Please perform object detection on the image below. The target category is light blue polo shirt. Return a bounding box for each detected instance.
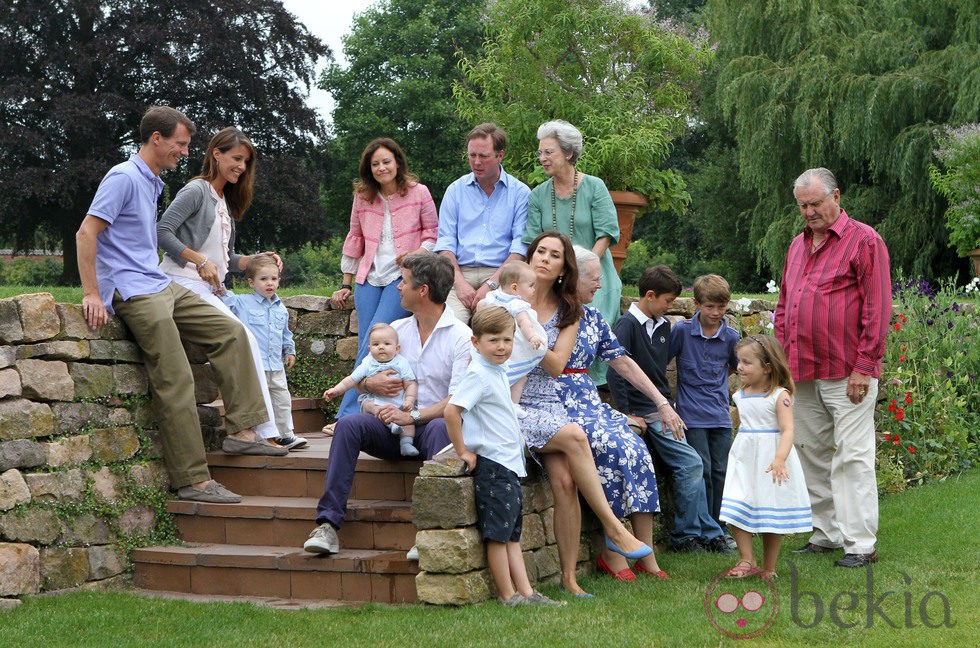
[434,166,530,267]
[87,154,170,312]
[449,354,526,477]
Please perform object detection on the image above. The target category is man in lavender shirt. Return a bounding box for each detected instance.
[76,106,280,504]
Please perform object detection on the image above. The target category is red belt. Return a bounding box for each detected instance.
[562,368,589,374]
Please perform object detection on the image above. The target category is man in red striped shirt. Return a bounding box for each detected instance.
[774,167,891,568]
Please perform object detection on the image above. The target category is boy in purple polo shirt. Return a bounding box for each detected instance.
[668,274,740,544]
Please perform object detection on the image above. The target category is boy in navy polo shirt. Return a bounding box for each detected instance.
[609,266,731,554]
[668,274,740,544]
[445,307,563,606]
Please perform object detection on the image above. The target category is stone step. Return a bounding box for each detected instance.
[169,496,416,551]
[209,397,326,435]
[205,435,422,500]
[132,543,418,603]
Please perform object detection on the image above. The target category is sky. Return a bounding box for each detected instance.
[279,0,378,123]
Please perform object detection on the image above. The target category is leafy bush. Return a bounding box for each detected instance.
[0,257,63,285]
[930,124,980,257]
[282,239,344,288]
[876,277,980,489]
[619,239,678,287]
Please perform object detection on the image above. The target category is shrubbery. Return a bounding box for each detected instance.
[0,256,63,285]
[875,277,980,492]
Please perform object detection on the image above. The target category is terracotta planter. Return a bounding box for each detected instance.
[970,248,980,279]
[608,190,648,273]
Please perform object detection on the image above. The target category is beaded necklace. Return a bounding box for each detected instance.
[551,170,580,239]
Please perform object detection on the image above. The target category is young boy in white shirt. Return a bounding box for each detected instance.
[445,306,563,606]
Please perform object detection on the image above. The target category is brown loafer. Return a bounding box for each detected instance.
[222,435,288,456]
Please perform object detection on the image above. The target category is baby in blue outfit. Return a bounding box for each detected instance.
[323,323,419,456]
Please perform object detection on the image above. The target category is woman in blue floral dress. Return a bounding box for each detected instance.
[518,231,654,598]
[554,246,686,580]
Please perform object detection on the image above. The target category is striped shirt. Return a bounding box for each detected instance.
[774,209,892,381]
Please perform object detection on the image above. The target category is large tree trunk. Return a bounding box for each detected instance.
[59,213,80,286]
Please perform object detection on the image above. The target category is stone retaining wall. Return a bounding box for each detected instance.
[0,292,364,607]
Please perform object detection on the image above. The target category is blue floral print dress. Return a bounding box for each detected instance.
[555,306,660,517]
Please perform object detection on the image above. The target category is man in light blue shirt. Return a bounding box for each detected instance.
[76,106,281,505]
[435,123,530,323]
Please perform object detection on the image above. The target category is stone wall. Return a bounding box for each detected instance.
[0,292,362,607]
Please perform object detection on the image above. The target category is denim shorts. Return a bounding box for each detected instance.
[472,455,523,543]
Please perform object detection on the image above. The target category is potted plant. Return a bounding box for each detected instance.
[930,123,980,278]
[455,0,709,270]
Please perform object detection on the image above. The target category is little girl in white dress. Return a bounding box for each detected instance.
[720,335,812,580]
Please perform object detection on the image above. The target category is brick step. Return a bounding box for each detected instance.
[132,543,418,603]
[170,496,415,551]
[205,437,421,500]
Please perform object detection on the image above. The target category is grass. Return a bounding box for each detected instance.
[5,468,978,647]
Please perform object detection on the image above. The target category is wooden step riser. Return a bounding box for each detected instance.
[175,515,417,551]
[209,466,416,501]
[133,564,417,603]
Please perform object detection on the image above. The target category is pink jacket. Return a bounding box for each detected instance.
[341,182,439,285]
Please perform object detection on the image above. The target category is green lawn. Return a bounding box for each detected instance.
[5,469,978,647]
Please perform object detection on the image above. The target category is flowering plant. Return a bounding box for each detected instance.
[876,277,980,491]
[930,124,980,257]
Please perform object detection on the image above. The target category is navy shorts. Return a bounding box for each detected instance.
[472,455,523,543]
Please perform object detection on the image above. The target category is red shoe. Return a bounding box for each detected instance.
[597,554,636,581]
[634,563,670,579]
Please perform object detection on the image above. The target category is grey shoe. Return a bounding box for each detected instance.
[525,591,567,606]
[303,522,340,554]
[501,593,526,606]
[177,481,242,504]
[222,435,288,456]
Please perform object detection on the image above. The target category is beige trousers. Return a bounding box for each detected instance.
[444,265,497,324]
[793,378,879,554]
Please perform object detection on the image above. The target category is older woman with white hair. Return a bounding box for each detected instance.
[523,120,622,336]
[550,245,687,581]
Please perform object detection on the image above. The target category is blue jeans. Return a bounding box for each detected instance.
[646,421,723,542]
[685,427,733,528]
[336,280,410,419]
[315,414,449,528]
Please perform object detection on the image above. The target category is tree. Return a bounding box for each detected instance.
[319,0,485,233]
[455,0,709,212]
[0,0,330,284]
[705,0,980,277]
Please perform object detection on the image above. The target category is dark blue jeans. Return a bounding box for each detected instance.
[684,427,733,529]
[646,422,723,542]
[315,413,449,529]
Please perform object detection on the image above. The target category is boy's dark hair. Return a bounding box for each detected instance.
[471,306,515,338]
[139,105,196,143]
[401,252,454,304]
[638,265,681,297]
[693,274,731,304]
[245,255,279,279]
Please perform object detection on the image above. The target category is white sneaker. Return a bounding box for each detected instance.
[303,523,340,554]
[406,546,419,561]
[273,434,308,450]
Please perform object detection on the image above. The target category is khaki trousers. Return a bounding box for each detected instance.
[113,283,268,488]
[793,378,879,554]
[265,369,295,435]
[444,265,497,324]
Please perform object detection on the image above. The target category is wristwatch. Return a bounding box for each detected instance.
[410,409,421,424]
[486,280,499,290]
[340,283,353,291]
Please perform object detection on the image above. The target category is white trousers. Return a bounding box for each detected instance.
[265,369,295,436]
[793,378,879,553]
[169,275,279,439]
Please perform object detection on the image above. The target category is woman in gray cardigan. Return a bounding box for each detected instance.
[157,127,304,454]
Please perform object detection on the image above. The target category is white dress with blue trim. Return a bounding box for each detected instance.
[720,387,812,534]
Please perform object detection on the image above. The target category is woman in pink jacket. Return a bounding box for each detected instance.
[328,138,438,421]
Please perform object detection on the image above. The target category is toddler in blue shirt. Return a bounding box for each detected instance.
[220,255,306,450]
